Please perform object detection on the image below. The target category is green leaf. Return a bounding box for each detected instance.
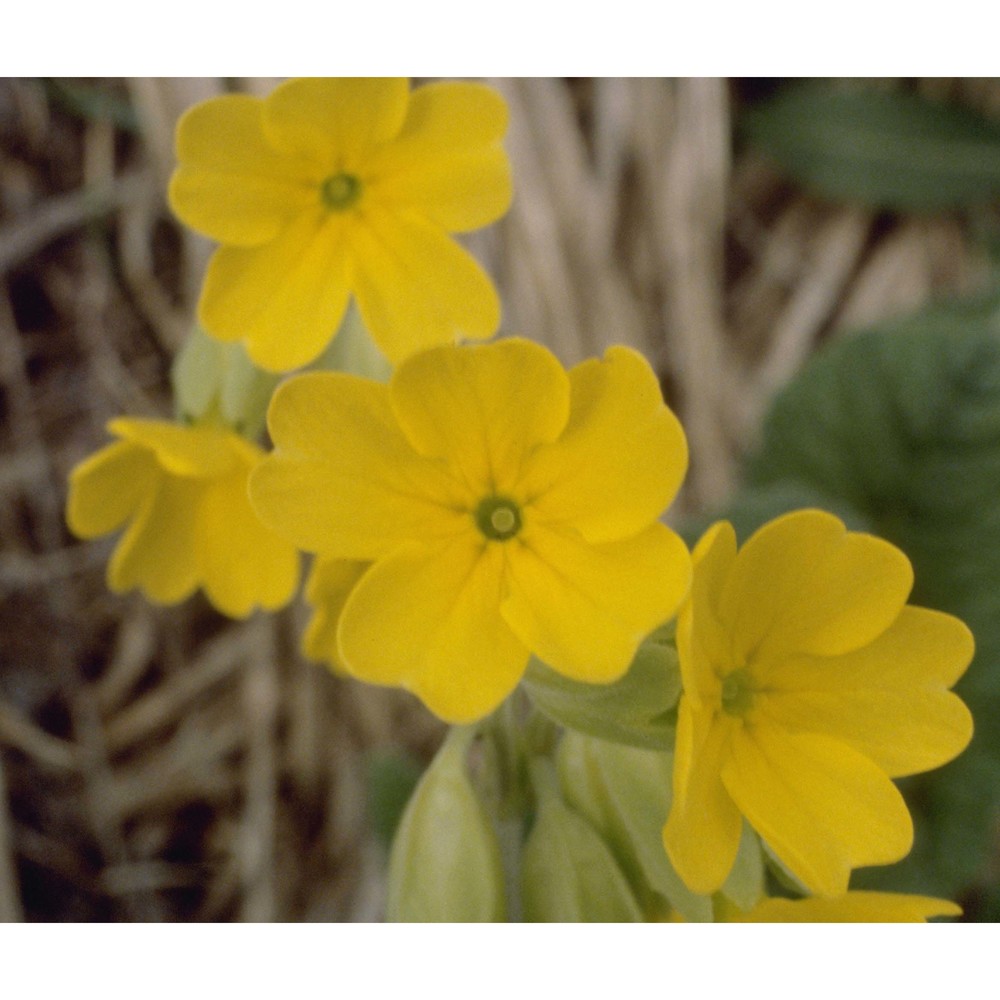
[744,83,1000,211]
[733,290,1000,904]
[522,622,681,750]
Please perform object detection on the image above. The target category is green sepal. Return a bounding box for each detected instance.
[718,823,766,913]
[522,622,681,750]
[520,758,642,922]
[310,301,391,382]
[171,326,279,439]
[386,728,506,922]
[556,731,712,922]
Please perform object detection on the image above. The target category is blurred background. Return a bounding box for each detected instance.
[2,77,1000,921]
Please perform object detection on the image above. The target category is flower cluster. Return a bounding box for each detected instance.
[65,77,978,922]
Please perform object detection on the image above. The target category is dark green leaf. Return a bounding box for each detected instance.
[744,84,1000,211]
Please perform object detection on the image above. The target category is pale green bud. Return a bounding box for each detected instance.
[522,622,682,750]
[386,728,505,922]
[520,759,642,922]
[172,327,279,439]
[556,731,712,922]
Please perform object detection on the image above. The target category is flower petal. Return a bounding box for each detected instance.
[759,606,974,776]
[263,78,409,167]
[720,509,914,662]
[169,94,318,247]
[722,727,913,897]
[107,473,200,605]
[350,206,500,363]
[302,558,370,672]
[198,209,352,372]
[677,522,739,708]
[66,439,156,538]
[662,700,743,894]
[108,418,240,477]
[519,347,688,544]
[250,372,467,558]
[741,891,961,923]
[501,522,691,683]
[195,468,299,618]
[368,82,511,232]
[389,337,569,495]
[338,539,529,723]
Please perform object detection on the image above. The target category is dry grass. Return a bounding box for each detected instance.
[0,77,993,921]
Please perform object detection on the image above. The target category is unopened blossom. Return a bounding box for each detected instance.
[250,337,691,722]
[663,510,973,898]
[169,77,511,371]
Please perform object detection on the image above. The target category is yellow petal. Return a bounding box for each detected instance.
[303,558,371,672]
[389,337,569,495]
[263,78,409,167]
[662,700,743,894]
[195,467,299,618]
[368,82,511,232]
[740,891,961,922]
[108,418,240,477]
[338,539,529,723]
[66,439,156,538]
[198,209,352,372]
[720,510,913,662]
[722,727,913,897]
[501,522,691,683]
[107,473,201,605]
[169,94,317,247]
[250,372,467,558]
[351,206,500,362]
[759,605,974,776]
[677,522,738,708]
[520,346,688,544]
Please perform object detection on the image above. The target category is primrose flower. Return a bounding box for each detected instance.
[729,891,961,923]
[663,510,974,898]
[250,337,691,722]
[169,78,511,372]
[67,418,299,618]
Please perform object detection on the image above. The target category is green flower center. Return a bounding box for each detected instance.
[475,496,522,542]
[720,668,755,717]
[321,172,362,211]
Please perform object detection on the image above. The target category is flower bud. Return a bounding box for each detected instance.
[386,728,505,922]
[556,731,712,921]
[520,759,642,922]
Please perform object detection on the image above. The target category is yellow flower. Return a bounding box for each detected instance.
[67,418,299,618]
[250,337,692,722]
[728,891,961,923]
[663,510,974,898]
[302,557,370,674]
[169,78,511,372]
